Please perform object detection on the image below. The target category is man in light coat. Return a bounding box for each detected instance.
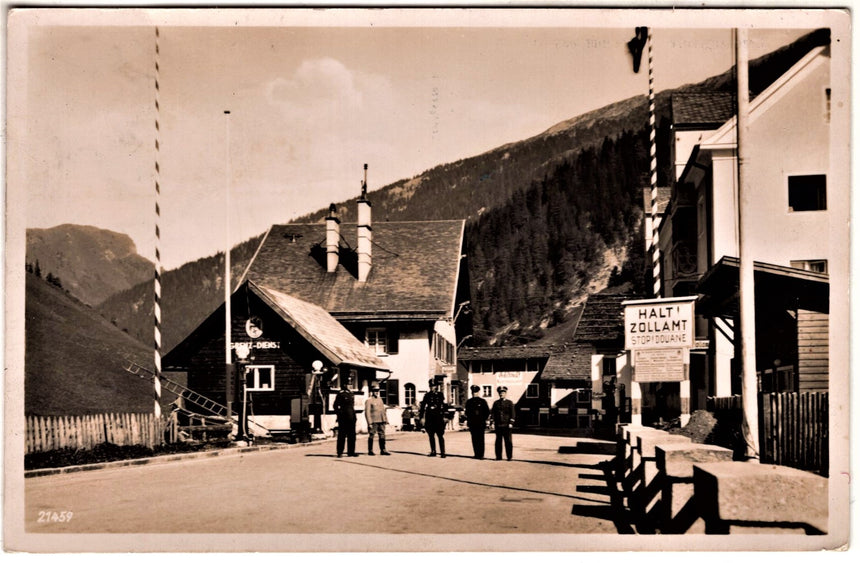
[365,383,390,455]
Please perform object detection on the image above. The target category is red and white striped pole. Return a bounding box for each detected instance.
[153,26,163,420]
[648,28,661,298]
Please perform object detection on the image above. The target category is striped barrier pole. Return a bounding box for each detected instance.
[648,28,661,298]
[153,26,163,420]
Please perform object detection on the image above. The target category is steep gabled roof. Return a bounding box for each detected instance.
[573,293,631,346]
[163,281,389,372]
[540,342,593,382]
[701,45,830,150]
[672,92,735,130]
[240,220,465,319]
[249,282,389,371]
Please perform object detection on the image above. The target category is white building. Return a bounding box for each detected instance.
[659,35,835,401]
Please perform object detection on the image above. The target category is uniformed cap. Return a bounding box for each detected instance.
[370,383,380,391]
[497,386,508,393]
[428,378,438,387]
[470,385,481,392]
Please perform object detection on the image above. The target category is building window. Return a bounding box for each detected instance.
[603,356,617,376]
[404,383,416,406]
[381,379,399,406]
[366,328,388,355]
[790,260,828,274]
[788,174,827,212]
[433,333,455,364]
[451,384,460,405]
[245,365,275,391]
[574,388,592,406]
[526,383,539,398]
[824,87,831,123]
[482,385,492,398]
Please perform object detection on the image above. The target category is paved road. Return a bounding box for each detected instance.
[26,430,626,537]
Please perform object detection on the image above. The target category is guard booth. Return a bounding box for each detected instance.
[623,296,697,426]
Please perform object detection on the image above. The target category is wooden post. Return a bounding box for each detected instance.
[736,27,760,461]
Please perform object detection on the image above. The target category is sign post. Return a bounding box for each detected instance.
[624,296,696,425]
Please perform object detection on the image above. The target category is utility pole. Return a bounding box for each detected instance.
[736,28,760,461]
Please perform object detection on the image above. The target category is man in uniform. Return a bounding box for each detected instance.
[464,384,490,459]
[364,383,390,456]
[333,375,358,458]
[419,378,447,457]
[491,386,516,461]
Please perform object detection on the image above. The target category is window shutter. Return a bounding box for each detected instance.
[387,328,399,355]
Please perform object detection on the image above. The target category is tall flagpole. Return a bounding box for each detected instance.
[224,110,233,423]
[736,28,760,460]
[152,26,163,423]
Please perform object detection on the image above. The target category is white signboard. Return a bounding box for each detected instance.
[497,373,523,384]
[633,348,687,382]
[624,298,695,350]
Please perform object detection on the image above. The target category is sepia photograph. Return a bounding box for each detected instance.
[3,5,852,554]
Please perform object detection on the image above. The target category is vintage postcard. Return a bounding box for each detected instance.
[3,5,852,554]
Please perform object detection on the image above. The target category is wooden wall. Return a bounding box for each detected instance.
[797,309,828,391]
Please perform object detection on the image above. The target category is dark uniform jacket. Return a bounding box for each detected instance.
[465,396,490,428]
[491,398,516,428]
[419,391,447,426]
[333,389,356,422]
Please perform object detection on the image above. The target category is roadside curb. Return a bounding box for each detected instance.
[24,438,334,478]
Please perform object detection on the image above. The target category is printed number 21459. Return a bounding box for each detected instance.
[37,510,73,523]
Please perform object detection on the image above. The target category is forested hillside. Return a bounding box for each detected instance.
[95,30,828,348]
[467,130,650,343]
[98,234,265,353]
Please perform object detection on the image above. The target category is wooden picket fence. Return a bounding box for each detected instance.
[26,413,163,454]
[760,392,828,476]
[706,392,828,476]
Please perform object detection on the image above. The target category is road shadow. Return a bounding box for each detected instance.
[570,459,636,533]
[390,450,600,469]
[577,472,608,481]
[558,442,617,455]
[337,457,603,504]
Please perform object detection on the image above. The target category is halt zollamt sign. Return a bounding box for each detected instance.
[623,297,696,382]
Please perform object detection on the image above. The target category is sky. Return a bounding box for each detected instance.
[8,8,817,270]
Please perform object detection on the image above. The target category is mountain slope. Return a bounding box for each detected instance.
[98,234,266,352]
[24,272,176,416]
[95,30,828,348]
[294,29,829,228]
[26,224,154,307]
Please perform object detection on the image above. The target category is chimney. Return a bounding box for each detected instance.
[357,163,372,282]
[325,203,340,273]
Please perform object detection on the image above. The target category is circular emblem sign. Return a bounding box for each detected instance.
[245,316,263,338]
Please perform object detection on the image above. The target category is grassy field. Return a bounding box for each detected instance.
[24,272,176,416]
